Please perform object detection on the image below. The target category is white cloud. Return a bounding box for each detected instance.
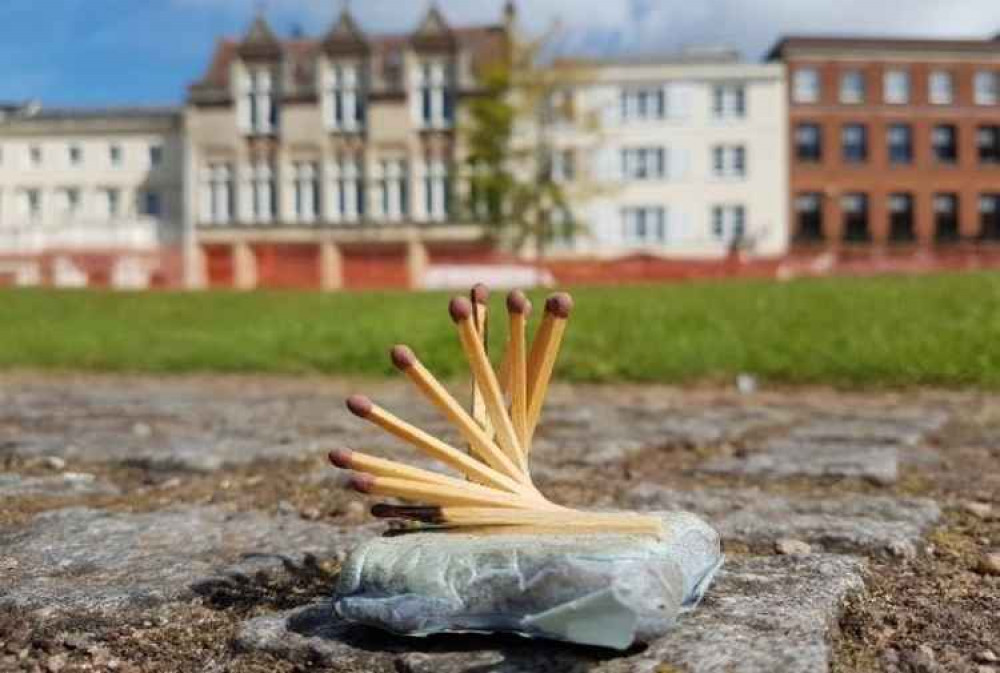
[169,0,1000,59]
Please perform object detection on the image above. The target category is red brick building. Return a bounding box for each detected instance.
[769,36,1000,258]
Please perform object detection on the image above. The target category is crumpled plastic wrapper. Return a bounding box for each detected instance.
[334,511,722,650]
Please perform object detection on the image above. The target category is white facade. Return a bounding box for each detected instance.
[543,58,789,259]
[0,107,184,287]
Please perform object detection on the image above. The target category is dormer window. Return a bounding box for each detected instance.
[239,67,278,135]
[415,60,454,129]
[325,63,365,132]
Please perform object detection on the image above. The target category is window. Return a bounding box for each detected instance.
[250,162,276,223]
[293,162,320,223]
[977,125,1000,163]
[29,145,42,167]
[929,70,954,105]
[934,193,959,243]
[792,67,820,103]
[422,159,450,222]
[621,207,666,245]
[932,124,958,163]
[712,83,746,119]
[841,193,869,242]
[545,149,575,183]
[326,63,365,131]
[887,123,913,164]
[621,147,666,180]
[841,123,868,163]
[240,68,278,135]
[711,145,747,178]
[327,155,364,222]
[110,144,123,167]
[839,70,865,104]
[97,188,121,219]
[980,194,1000,240]
[149,144,163,167]
[19,188,41,220]
[794,192,824,243]
[888,193,915,243]
[795,123,822,162]
[141,191,162,218]
[69,144,83,166]
[620,87,667,121]
[974,71,999,105]
[884,69,910,104]
[201,163,233,225]
[711,205,746,243]
[374,159,408,221]
[416,60,454,129]
[55,188,80,218]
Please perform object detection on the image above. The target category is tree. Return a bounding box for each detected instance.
[461,25,600,260]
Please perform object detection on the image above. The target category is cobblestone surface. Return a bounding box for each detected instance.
[0,375,993,672]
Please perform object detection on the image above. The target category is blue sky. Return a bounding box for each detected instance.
[2,0,999,107]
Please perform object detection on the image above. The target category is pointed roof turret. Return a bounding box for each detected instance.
[238,13,282,60]
[322,7,369,56]
[411,4,457,52]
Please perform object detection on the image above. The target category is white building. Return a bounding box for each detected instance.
[0,105,184,288]
[543,51,789,260]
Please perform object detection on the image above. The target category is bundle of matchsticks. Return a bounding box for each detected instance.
[329,285,664,536]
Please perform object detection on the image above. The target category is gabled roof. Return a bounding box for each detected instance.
[322,9,369,56]
[237,14,282,60]
[411,5,457,52]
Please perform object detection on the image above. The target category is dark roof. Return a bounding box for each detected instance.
[322,9,369,56]
[238,14,283,60]
[767,35,1000,60]
[189,9,506,101]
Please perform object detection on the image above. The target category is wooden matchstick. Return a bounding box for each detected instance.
[388,346,538,492]
[348,474,546,510]
[328,448,534,504]
[371,504,663,535]
[469,283,494,438]
[345,394,527,494]
[449,297,529,475]
[506,290,531,447]
[525,293,573,450]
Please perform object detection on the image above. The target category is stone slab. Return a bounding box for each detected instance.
[623,484,940,558]
[0,473,120,499]
[237,554,866,673]
[786,410,949,447]
[700,440,899,485]
[0,506,382,620]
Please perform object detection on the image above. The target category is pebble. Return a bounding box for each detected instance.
[977,651,998,663]
[976,552,1000,576]
[45,654,66,672]
[43,456,66,471]
[775,539,812,556]
[963,502,994,520]
[131,422,152,438]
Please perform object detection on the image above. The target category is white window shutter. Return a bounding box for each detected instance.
[668,148,689,180]
[668,83,692,120]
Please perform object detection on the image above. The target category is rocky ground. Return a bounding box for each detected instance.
[0,374,997,673]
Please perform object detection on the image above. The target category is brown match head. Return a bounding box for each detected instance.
[327,448,354,470]
[390,344,416,370]
[448,296,473,323]
[348,473,375,494]
[471,283,490,305]
[545,292,574,319]
[345,394,373,418]
[506,290,532,316]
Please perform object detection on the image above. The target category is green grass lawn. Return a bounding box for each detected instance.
[4,273,1000,387]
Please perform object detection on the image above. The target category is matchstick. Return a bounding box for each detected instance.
[469,283,494,440]
[525,293,573,450]
[449,297,529,475]
[388,345,537,492]
[371,504,664,535]
[506,290,531,447]
[345,394,528,494]
[329,448,535,504]
[349,474,548,510]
